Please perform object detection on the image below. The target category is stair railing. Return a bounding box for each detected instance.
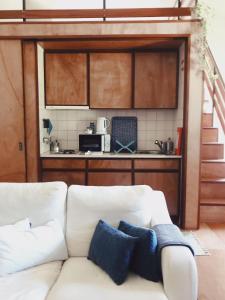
[204,44,225,133]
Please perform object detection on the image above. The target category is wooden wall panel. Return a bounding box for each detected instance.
[23,41,40,182]
[134,172,179,216]
[90,53,132,108]
[0,40,26,182]
[134,51,178,108]
[45,53,87,106]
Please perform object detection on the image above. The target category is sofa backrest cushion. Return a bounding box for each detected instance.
[66,185,153,257]
[0,182,67,230]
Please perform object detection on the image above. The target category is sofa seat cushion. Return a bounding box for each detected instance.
[46,258,168,300]
[0,261,62,300]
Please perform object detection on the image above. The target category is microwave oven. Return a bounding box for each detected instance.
[79,134,111,152]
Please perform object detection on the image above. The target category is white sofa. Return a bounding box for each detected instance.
[0,182,198,300]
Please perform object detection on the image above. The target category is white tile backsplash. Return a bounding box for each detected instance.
[39,108,183,151]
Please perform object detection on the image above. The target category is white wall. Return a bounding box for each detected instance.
[202,0,225,79]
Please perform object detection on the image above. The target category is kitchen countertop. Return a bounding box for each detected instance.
[41,151,182,159]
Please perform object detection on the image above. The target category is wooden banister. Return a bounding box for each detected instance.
[204,44,225,134]
[0,8,192,20]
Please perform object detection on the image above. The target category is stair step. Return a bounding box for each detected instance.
[200,198,225,206]
[201,161,225,178]
[200,180,225,198]
[202,127,218,143]
[201,143,224,160]
[202,113,213,127]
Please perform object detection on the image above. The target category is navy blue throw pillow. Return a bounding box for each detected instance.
[88,220,137,285]
[118,220,160,282]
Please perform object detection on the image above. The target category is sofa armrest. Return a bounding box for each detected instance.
[161,246,198,300]
[150,191,172,226]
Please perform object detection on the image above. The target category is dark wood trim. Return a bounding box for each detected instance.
[0,8,192,20]
[21,40,28,182]
[200,203,225,207]
[87,53,90,107]
[131,51,135,108]
[22,0,26,22]
[34,43,42,182]
[182,37,191,229]
[43,51,47,108]
[0,31,192,40]
[175,49,180,108]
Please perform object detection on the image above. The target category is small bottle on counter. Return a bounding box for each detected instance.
[166,138,174,155]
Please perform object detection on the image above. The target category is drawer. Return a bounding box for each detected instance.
[42,171,85,186]
[134,159,179,170]
[88,172,132,186]
[42,159,85,170]
[88,159,132,170]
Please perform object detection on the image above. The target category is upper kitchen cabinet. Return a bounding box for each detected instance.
[90,53,132,108]
[45,52,88,106]
[134,51,178,108]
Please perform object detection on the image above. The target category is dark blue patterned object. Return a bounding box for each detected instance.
[88,220,137,285]
[118,221,160,282]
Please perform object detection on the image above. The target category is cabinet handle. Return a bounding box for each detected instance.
[18,142,23,151]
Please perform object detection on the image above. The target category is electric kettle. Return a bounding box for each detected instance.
[96,117,110,134]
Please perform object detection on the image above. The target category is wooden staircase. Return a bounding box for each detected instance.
[200,113,225,222]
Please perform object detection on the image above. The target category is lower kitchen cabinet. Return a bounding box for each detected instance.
[42,171,85,186]
[134,172,179,216]
[41,157,181,223]
[88,172,132,186]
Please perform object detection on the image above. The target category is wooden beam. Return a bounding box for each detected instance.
[0,8,192,20]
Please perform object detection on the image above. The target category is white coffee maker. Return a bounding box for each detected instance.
[96,117,110,134]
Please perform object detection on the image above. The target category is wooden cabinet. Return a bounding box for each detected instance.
[134,51,178,108]
[134,158,180,216]
[44,50,178,109]
[135,172,179,216]
[0,40,26,182]
[42,158,85,170]
[45,53,88,106]
[41,157,181,222]
[88,159,131,170]
[42,171,85,186]
[41,158,86,185]
[90,53,132,108]
[88,172,132,186]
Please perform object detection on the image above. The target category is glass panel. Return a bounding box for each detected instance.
[0,0,23,22]
[106,0,176,9]
[105,0,177,21]
[25,0,103,9]
[0,0,23,9]
[25,0,103,22]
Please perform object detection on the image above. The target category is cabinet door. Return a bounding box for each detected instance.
[42,171,85,186]
[0,40,26,182]
[88,172,132,186]
[90,53,132,108]
[134,51,178,108]
[45,53,87,106]
[134,172,179,216]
